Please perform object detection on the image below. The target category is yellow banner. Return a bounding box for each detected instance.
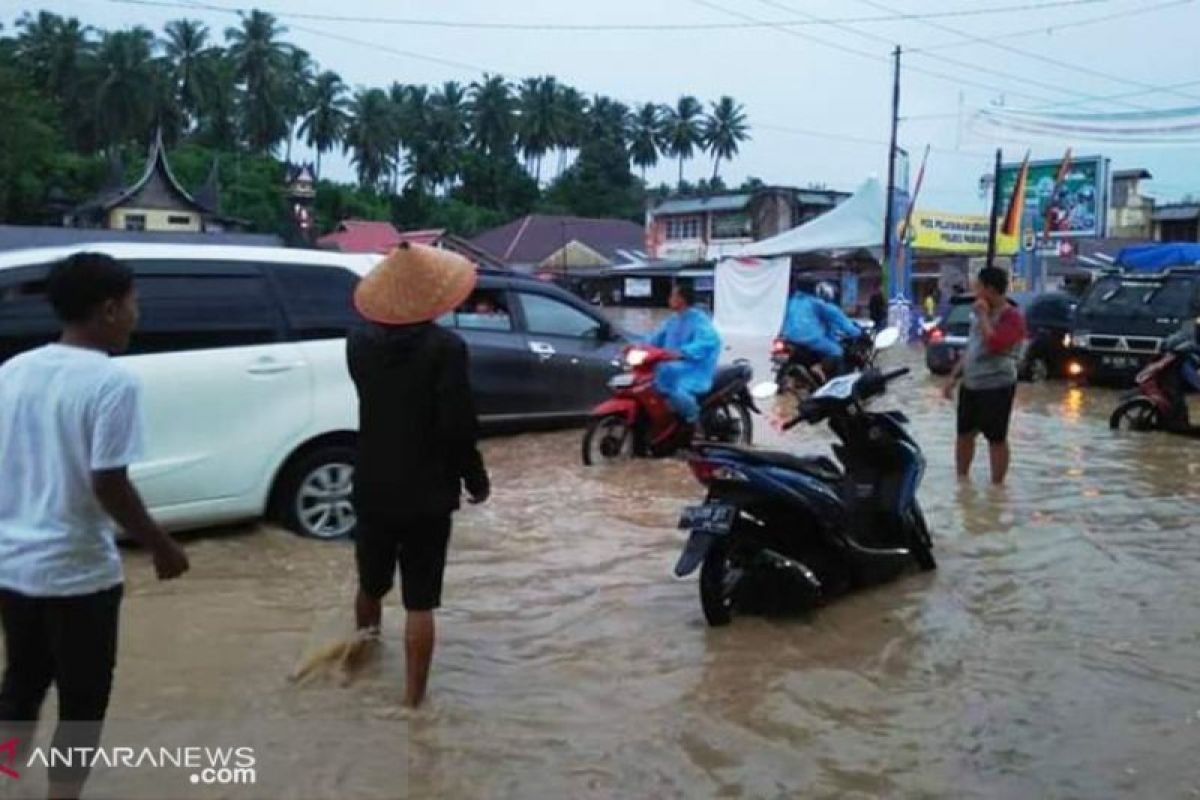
[907,210,1017,255]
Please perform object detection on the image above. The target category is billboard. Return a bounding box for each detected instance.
[908,210,1018,255]
[996,155,1106,238]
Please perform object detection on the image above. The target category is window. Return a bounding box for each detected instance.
[124,214,146,231]
[0,265,57,365]
[167,215,192,226]
[1082,276,1197,319]
[269,263,360,340]
[665,216,702,241]
[126,263,282,355]
[711,212,751,240]
[520,292,603,339]
[438,290,513,332]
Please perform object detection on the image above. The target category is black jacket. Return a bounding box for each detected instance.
[347,322,489,516]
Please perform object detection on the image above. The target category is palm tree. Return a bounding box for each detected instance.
[281,47,315,163]
[299,71,349,178]
[627,102,662,183]
[225,10,289,153]
[552,84,588,178]
[516,76,559,183]
[194,49,238,150]
[468,74,516,156]
[702,96,750,182]
[661,95,703,187]
[428,81,469,193]
[93,27,157,151]
[345,87,395,191]
[162,19,209,129]
[16,12,95,149]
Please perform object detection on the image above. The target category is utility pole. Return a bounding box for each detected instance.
[882,46,902,299]
[985,148,1003,268]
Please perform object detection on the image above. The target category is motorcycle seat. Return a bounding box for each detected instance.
[702,362,753,401]
[697,444,842,482]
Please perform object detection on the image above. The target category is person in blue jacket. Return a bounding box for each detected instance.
[779,279,863,375]
[647,284,722,432]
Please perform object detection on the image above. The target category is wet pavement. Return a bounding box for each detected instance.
[12,318,1200,798]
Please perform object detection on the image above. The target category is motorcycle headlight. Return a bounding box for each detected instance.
[626,349,649,367]
[1062,334,1072,348]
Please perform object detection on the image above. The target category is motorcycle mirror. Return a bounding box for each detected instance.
[750,381,778,400]
[873,327,901,350]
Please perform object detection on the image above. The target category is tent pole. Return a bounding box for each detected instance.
[882,46,901,298]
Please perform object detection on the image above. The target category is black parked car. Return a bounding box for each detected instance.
[1017,292,1078,381]
[925,294,973,375]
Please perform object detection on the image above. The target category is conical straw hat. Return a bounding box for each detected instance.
[353,242,478,325]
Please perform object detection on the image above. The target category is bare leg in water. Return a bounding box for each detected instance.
[988,441,1010,485]
[404,611,435,708]
[955,434,976,480]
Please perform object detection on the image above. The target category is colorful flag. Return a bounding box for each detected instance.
[1042,148,1073,241]
[1001,150,1030,238]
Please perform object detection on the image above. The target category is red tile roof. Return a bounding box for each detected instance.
[317,219,446,253]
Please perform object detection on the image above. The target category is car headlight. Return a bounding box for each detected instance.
[626,349,649,367]
[1062,334,1072,348]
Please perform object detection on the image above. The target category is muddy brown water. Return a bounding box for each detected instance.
[10,314,1200,798]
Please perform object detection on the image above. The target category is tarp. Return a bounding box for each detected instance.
[713,256,791,337]
[735,177,886,258]
[1116,243,1200,271]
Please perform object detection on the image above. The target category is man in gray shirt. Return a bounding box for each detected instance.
[941,266,1027,485]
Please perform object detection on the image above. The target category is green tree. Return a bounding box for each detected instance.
[627,102,662,183]
[0,44,63,223]
[552,84,587,178]
[193,50,238,150]
[93,28,157,151]
[345,87,395,191]
[701,96,750,182]
[468,74,516,156]
[517,76,560,183]
[281,47,315,163]
[15,12,96,151]
[545,95,640,220]
[661,95,703,187]
[427,81,469,194]
[161,19,209,130]
[225,10,289,153]
[299,70,349,178]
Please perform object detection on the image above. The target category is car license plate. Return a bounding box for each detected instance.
[1102,355,1136,368]
[678,503,737,535]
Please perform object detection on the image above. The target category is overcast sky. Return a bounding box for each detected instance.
[8,0,1200,212]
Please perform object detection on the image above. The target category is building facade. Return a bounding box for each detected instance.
[1108,169,1156,239]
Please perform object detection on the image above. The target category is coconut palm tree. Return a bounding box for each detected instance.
[661,95,703,187]
[16,11,95,149]
[428,81,469,193]
[552,84,588,178]
[194,49,238,150]
[345,87,395,191]
[281,47,315,163]
[162,19,209,129]
[701,96,750,182]
[299,71,349,178]
[516,76,559,183]
[468,74,516,156]
[627,102,662,182]
[93,27,158,151]
[225,9,289,153]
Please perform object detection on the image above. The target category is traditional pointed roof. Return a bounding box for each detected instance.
[71,128,210,219]
[194,157,222,214]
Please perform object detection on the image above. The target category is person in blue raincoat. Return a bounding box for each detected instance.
[646,284,722,430]
[779,279,862,374]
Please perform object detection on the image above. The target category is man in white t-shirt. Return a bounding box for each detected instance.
[0,252,189,799]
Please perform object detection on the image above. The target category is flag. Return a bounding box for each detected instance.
[1042,148,1073,242]
[1001,150,1030,238]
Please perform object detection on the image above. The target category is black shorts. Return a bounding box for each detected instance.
[957,384,1017,444]
[355,512,452,611]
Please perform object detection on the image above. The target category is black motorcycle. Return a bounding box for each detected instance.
[771,327,898,400]
[674,367,935,626]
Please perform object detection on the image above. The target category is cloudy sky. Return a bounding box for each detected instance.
[9,0,1200,212]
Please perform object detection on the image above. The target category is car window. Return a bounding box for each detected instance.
[438,289,513,332]
[127,267,282,355]
[269,263,360,340]
[1081,276,1195,318]
[945,303,973,327]
[0,265,56,364]
[519,292,603,339]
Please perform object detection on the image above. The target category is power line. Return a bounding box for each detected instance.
[104,0,1117,32]
[856,0,1200,107]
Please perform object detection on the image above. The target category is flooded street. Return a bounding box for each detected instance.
[20,321,1200,798]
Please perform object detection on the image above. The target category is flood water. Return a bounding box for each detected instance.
[17,312,1200,798]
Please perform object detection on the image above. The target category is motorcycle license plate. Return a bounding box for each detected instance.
[1102,355,1137,368]
[678,503,737,535]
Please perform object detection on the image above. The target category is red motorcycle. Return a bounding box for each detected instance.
[582,345,757,465]
[1109,330,1200,434]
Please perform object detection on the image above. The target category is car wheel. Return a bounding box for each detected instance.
[273,445,357,539]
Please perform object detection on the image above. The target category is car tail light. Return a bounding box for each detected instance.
[771,338,788,355]
[929,329,945,344]
[688,460,749,485]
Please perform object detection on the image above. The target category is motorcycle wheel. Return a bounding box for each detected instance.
[779,367,818,401]
[699,541,740,627]
[1109,397,1160,432]
[581,414,633,465]
[908,505,937,572]
[702,402,753,445]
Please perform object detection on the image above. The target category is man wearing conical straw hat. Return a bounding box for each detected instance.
[347,242,491,707]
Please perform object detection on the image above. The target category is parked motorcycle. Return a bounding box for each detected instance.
[673,367,935,627]
[581,345,759,465]
[770,326,900,399]
[1109,327,1200,435]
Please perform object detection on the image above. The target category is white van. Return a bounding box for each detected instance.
[0,243,380,539]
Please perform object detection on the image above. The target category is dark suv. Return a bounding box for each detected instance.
[1071,269,1200,385]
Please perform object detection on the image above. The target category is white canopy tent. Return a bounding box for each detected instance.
[713,177,886,337]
